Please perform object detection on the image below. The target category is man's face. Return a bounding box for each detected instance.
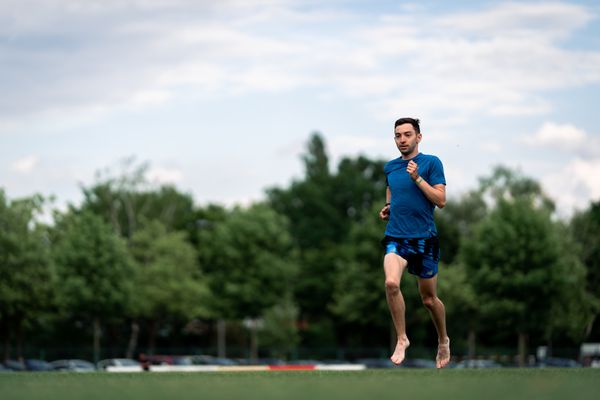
[394,123,421,156]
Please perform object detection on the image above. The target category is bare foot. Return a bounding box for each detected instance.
[436,337,450,369]
[390,337,410,365]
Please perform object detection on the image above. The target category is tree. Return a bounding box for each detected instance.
[259,294,300,359]
[570,201,600,340]
[128,220,211,355]
[198,203,298,358]
[79,160,200,353]
[436,263,479,357]
[80,159,197,240]
[0,190,56,360]
[267,134,388,346]
[461,187,593,365]
[52,210,134,362]
[435,191,487,265]
[462,197,557,364]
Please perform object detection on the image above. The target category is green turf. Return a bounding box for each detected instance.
[1,369,599,400]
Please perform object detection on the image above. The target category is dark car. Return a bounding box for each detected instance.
[141,355,179,366]
[3,360,26,371]
[190,355,239,366]
[50,359,96,372]
[24,359,54,371]
[536,357,581,368]
[0,363,14,372]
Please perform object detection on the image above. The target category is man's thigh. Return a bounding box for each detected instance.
[384,253,408,282]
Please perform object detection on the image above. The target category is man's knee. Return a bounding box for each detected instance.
[421,295,437,309]
[385,279,400,294]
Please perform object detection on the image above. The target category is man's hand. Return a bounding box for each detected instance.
[379,204,390,220]
[407,160,419,181]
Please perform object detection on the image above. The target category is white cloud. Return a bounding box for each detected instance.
[522,122,600,156]
[542,157,600,216]
[146,166,184,184]
[480,141,503,154]
[11,155,39,173]
[434,2,594,40]
[2,1,599,130]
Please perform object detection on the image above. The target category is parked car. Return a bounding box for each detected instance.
[2,360,26,371]
[140,355,190,366]
[50,359,96,372]
[190,355,239,366]
[24,359,54,371]
[536,357,581,368]
[97,358,143,371]
[0,363,14,372]
[455,359,502,368]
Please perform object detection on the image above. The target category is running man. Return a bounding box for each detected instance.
[379,117,450,369]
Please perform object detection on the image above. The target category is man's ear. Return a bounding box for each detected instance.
[417,133,422,143]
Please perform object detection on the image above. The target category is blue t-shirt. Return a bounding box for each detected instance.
[384,153,446,238]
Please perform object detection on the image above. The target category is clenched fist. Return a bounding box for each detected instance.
[379,204,390,220]
[407,160,419,181]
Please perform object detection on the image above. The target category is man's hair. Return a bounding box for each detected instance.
[394,117,420,133]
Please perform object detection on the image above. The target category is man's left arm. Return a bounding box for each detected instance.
[406,160,446,208]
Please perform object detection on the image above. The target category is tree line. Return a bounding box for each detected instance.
[1,134,599,364]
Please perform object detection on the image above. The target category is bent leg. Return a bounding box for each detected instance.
[384,253,410,365]
[418,276,450,368]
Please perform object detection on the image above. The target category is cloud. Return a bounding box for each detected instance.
[480,141,503,154]
[542,157,600,215]
[146,166,184,184]
[434,2,594,40]
[2,1,599,131]
[11,155,39,173]
[522,122,600,156]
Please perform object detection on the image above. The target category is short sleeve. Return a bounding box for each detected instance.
[428,156,446,186]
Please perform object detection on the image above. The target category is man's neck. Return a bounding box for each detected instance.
[401,149,419,160]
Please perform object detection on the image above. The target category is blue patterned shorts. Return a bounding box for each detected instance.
[382,235,440,279]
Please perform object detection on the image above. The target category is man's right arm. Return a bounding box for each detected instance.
[379,186,391,220]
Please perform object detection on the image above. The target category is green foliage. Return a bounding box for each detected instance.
[477,165,555,212]
[461,171,596,348]
[462,198,563,334]
[0,190,56,353]
[129,221,211,321]
[436,192,487,264]
[198,204,298,319]
[570,202,600,300]
[437,262,478,344]
[302,133,330,181]
[52,211,134,320]
[268,134,388,345]
[80,159,196,239]
[260,295,300,358]
[3,138,600,356]
[331,204,388,328]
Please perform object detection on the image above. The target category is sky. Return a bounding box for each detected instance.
[1,0,600,219]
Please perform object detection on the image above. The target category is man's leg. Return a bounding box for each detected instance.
[383,253,409,365]
[417,276,450,368]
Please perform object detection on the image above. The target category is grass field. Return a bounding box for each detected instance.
[1,369,599,400]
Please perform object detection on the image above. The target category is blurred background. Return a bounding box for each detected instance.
[1,1,599,370]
